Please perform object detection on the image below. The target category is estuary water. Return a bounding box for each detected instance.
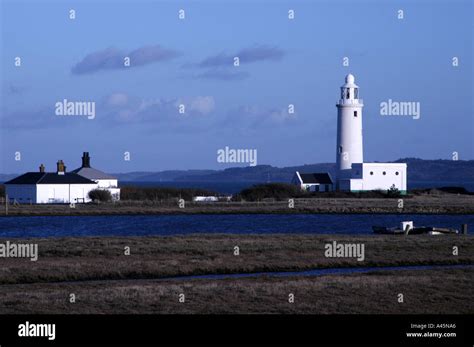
[0,213,472,238]
[162,264,474,281]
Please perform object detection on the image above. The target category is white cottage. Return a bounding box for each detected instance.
[292,171,334,192]
[5,152,121,204]
[5,161,97,204]
[71,152,120,200]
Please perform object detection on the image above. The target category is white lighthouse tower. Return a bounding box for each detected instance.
[292,73,407,194]
[336,73,364,188]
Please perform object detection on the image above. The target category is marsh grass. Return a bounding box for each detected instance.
[0,234,472,314]
[2,194,474,216]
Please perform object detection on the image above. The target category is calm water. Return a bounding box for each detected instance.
[165,264,474,281]
[0,214,472,238]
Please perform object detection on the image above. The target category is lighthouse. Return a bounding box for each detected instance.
[292,73,407,194]
[336,74,364,188]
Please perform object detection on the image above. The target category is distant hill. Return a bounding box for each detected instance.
[0,174,17,182]
[1,159,473,184]
[392,158,474,182]
[171,163,337,182]
[114,170,216,182]
[112,158,474,184]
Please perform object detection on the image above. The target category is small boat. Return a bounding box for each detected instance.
[372,221,458,235]
[372,226,404,235]
[419,227,458,235]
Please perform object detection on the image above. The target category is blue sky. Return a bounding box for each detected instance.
[1,0,472,173]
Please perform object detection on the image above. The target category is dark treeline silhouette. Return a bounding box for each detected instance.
[233,183,403,201]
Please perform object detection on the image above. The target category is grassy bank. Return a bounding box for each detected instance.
[1,268,471,314]
[1,234,472,285]
[2,194,474,216]
[0,234,472,313]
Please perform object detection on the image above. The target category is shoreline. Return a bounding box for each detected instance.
[3,211,474,217]
[2,194,474,216]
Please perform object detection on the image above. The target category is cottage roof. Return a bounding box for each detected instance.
[4,172,96,185]
[298,172,333,184]
[71,167,116,180]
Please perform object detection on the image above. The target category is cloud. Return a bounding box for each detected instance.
[2,91,293,137]
[128,45,180,66]
[99,93,216,127]
[237,45,285,64]
[194,69,249,81]
[184,45,285,81]
[186,96,216,114]
[101,94,293,134]
[1,106,76,130]
[105,92,129,107]
[1,93,215,132]
[236,105,296,124]
[71,45,180,75]
[5,84,27,95]
[197,45,285,68]
[218,105,297,136]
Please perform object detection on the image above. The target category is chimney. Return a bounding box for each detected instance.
[57,160,66,175]
[81,152,91,168]
[39,164,45,173]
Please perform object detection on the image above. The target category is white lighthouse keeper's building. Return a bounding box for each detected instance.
[335,74,407,194]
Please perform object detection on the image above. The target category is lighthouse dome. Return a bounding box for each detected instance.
[342,73,358,88]
[345,74,355,84]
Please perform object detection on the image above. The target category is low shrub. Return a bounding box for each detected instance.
[88,189,112,202]
[234,183,306,201]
